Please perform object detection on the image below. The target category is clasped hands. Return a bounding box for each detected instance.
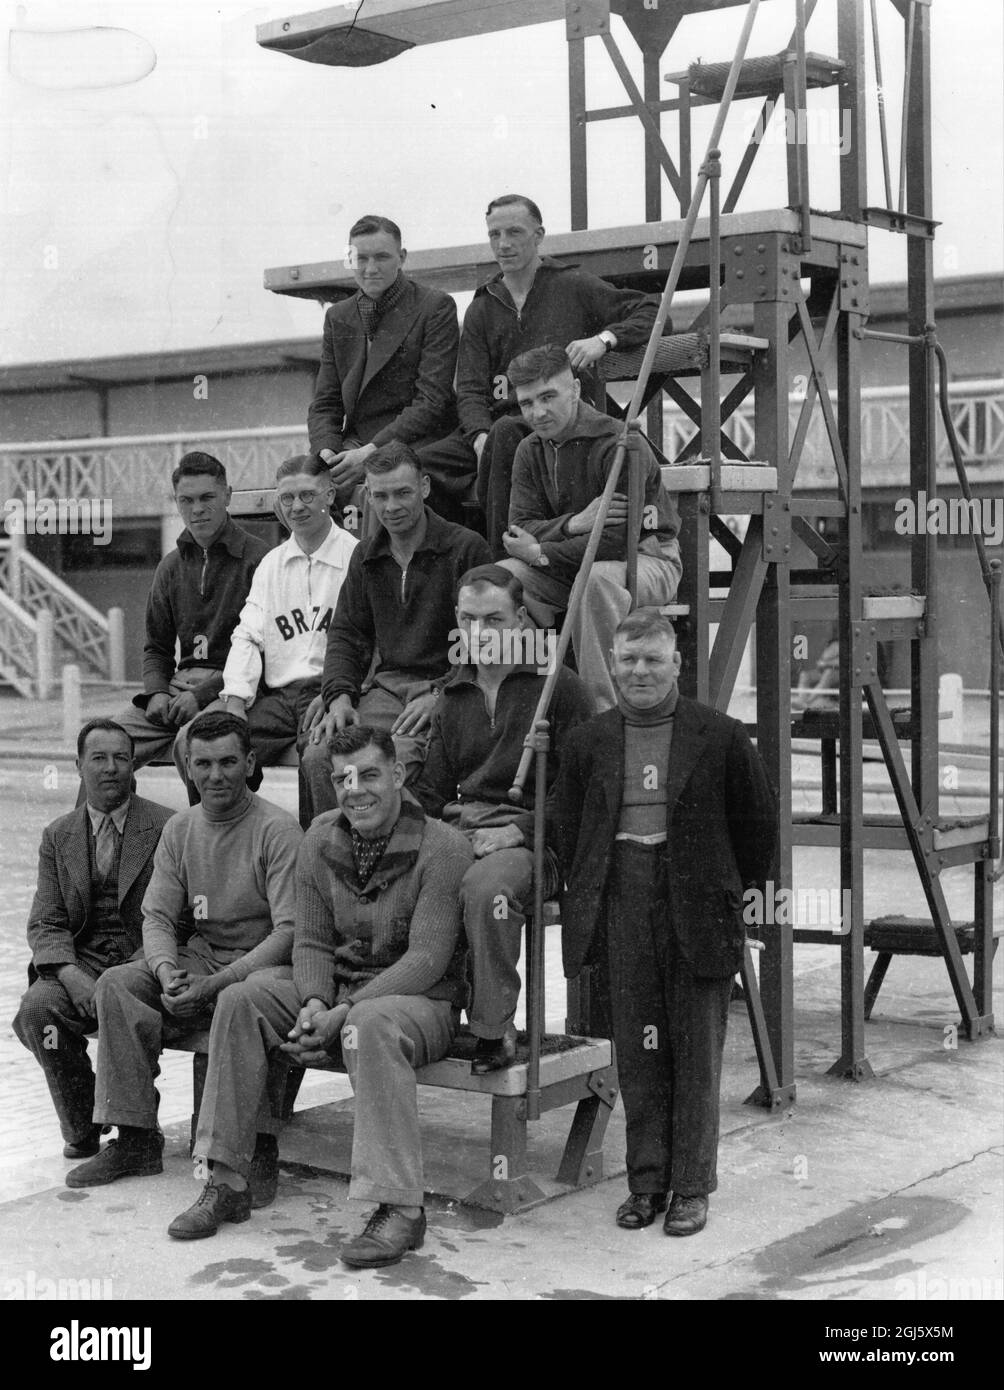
[280,999,351,1067]
[158,966,222,1019]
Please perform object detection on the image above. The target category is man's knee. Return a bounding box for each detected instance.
[13,981,67,1042]
[460,858,521,918]
[342,999,400,1056]
[300,740,330,781]
[94,960,154,1008]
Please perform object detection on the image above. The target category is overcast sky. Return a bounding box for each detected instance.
[1,0,1001,366]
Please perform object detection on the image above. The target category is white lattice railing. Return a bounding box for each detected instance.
[13,551,112,676]
[0,426,309,519]
[0,588,40,698]
[0,386,999,514]
[663,379,1004,486]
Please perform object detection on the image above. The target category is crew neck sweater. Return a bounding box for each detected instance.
[141,792,303,986]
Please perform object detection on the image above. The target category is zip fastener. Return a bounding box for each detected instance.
[199,547,209,598]
[400,565,407,604]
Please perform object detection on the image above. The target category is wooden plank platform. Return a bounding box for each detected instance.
[660,462,777,492]
[264,210,867,302]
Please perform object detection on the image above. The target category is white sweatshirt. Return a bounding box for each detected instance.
[221,521,357,704]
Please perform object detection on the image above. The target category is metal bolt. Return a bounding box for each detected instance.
[757,266,766,275]
[290,268,300,280]
[736,270,744,279]
[585,1167,594,1177]
[757,243,766,252]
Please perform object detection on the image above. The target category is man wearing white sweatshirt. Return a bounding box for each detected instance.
[176,454,357,828]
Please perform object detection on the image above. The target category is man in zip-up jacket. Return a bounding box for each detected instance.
[301,442,490,812]
[418,194,660,554]
[174,455,357,827]
[500,344,682,710]
[109,452,270,779]
[414,565,594,1072]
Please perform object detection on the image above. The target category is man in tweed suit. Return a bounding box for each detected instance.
[12,719,173,1158]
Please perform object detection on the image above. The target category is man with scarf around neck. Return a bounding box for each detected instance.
[164,725,473,1264]
[65,712,303,1196]
[551,610,777,1237]
[307,214,459,526]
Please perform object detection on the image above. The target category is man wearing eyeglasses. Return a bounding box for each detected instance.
[176,454,357,827]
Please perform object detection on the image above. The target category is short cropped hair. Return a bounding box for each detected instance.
[327,724,398,764]
[508,344,573,389]
[457,563,524,610]
[349,214,403,245]
[486,194,543,226]
[275,452,332,482]
[187,711,252,756]
[172,451,227,491]
[613,607,677,648]
[364,440,425,478]
[77,718,134,761]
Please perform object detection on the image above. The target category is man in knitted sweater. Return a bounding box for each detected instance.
[65,711,303,1190]
[166,725,472,1262]
[498,344,682,711]
[551,610,776,1237]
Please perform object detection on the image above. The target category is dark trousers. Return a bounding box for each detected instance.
[12,935,135,1144]
[606,842,732,1197]
[415,429,478,524]
[475,416,533,558]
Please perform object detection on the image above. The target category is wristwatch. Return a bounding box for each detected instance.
[598,330,617,352]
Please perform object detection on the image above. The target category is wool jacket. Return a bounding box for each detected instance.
[142,792,302,988]
[221,521,358,704]
[307,276,459,455]
[25,796,175,979]
[456,258,660,441]
[551,698,778,980]
[415,664,595,841]
[321,509,491,705]
[293,792,473,1008]
[141,517,271,707]
[508,400,682,586]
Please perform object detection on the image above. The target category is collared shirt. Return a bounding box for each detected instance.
[85,798,131,838]
[222,519,358,703]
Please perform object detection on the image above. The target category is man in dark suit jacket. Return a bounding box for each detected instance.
[307,213,459,525]
[551,609,777,1237]
[12,719,174,1159]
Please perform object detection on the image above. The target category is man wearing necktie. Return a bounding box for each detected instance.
[13,720,174,1159]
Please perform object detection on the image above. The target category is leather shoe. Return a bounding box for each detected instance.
[471,1030,517,1075]
[63,1125,105,1160]
[248,1133,279,1209]
[615,1192,668,1229]
[341,1205,426,1268]
[66,1132,163,1188]
[168,1180,252,1239]
[663,1193,708,1237]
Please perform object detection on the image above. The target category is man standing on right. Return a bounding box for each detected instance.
[551,610,777,1236]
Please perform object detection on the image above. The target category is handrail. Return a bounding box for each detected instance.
[15,550,109,630]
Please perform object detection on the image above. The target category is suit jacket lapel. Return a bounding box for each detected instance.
[117,800,156,904]
[56,808,93,913]
[663,697,709,823]
[359,283,420,394]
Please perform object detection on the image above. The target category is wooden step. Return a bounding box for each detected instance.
[603,331,768,382]
[863,915,1002,956]
[670,50,845,103]
[660,461,777,493]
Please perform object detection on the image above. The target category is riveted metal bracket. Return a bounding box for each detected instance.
[566,0,611,40]
[762,495,793,562]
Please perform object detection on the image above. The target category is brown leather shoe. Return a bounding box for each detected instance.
[340,1205,426,1268]
[615,1192,668,1229]
[168,1181,252,1239]
[663,1193,708,1237]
